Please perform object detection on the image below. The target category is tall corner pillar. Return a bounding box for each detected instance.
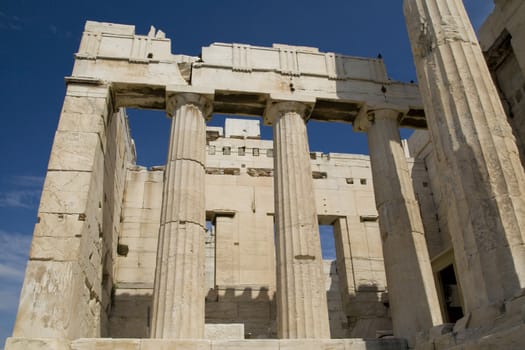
[150,88,213,339]
[404,0,525,323]
[357,109,443,343]
[264,98,330,339]
[11,82,112,342]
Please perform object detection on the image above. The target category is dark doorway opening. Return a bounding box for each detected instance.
[438,264,464,323]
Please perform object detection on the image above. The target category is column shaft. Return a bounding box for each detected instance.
[151,93,209,338]
[404,0,525,321]
[272,103,330,338]
[367,111,442,342]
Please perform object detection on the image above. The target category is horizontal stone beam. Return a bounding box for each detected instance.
[68,21,426,128]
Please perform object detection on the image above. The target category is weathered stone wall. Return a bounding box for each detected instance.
[100,106,136,335]
[406,0,525,312]
[324,260,351,339]
[479,0,525,165]
[479,0,525,82]
[109,120,397,339]
[10,103,441,342]
[309,152,391,338]
[205,132,394,339]
[205,135,277,339]
[404,2,525,348]
[407,130,451,258]
[9,10,525,347]
[406,0,525,276]
[109,166,163,337]
[12,84,135,339]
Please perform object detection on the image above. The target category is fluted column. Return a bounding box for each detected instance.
[268,100,330,338]
[151,92,212,338]
[404,0,525,325]
[362,109,442,344]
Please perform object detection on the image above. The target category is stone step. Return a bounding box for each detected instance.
[5,337,408,350]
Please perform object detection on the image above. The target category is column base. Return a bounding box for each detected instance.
[4,337,408,350]
[415,293,525,349]
[415,323,525,350]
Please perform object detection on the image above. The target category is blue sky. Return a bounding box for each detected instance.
[0,0,494,345]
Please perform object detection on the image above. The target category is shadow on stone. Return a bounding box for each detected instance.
[205,286,276,339]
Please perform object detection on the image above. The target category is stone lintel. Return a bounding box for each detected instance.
[166,84,215,97]
[70,20,426,127]
[65,76,107,86]
[86,84,425,128]
[207,210,236,221]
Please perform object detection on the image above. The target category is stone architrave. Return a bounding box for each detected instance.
[361,109,442,343]
[150,90,212,339]
[266,99,331,339]
[404,0,525,323]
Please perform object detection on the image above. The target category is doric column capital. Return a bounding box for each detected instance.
[263,94,316,125]
[353,107,403,132]
[166,85,214,120]
[272,105,331,338]
[369,108,403,121]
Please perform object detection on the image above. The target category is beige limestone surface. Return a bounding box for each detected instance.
[362,110,442,345]
[12,84,135,340]
[108,119,395,340]
[9,9,525,349]
[150,92,211,339]
[479,0,525,165]
[270,101,331,338]
[404,0,525,348]
[5,338,408,350]
[405,0,525,320]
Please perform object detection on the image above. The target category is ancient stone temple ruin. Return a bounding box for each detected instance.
[5,0,525,349]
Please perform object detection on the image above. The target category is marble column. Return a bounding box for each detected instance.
[268,101,331,338]
[151,92,212,338]
[364,109,442,343]
[404,0,525,324]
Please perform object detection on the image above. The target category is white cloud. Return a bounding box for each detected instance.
[0,230,31,281]
[10,175,44,188]
[0,230,31,344]
[0,13,25,32]
[0,190,40,209]
[0,265,25,281]
[0,175,44,209]
[8,23,21,31]
[0,289,24,313]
